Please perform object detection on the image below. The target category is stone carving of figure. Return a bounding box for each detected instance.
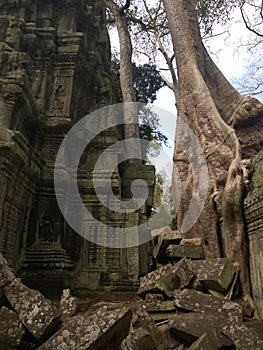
[53,84,64,115]
[39,210,54,243]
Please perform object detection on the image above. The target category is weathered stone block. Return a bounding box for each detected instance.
[146,300,177,321]
[121,306,163,350]
[0,253,15,289]
[147,300,177,313]
[166,244,205,260]
[188,331,220,350]
[222,321,263,350]
[39,307,132,350]
[122,325,159,350]
[189,258,236,292]
[168,312,233,348]
[173,289,243,322]
[4,278,60,339]
[152,228,182,262]
[157,324,180,349]
[0,306,25,348]
[138,259,194,298]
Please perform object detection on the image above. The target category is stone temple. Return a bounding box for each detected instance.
[0,0,155,297]
[0,1,263,349]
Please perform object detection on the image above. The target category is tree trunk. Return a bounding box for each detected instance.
[105,0,141,159]
[163,0,263,303]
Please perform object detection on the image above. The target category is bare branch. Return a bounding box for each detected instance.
[156,35,178,94]
[120,0,131,15]
[240,4,263,37]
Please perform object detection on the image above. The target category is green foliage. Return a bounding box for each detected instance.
[149,170,173,229]
[110,58,168,157]
[133,63,166,103]
[152,172,163,210]
[110,58,165,104]
[195,0,241,35]
[139,106,168,158]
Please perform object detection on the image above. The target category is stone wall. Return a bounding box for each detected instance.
[0,0,155,296]
[244,151,263,319]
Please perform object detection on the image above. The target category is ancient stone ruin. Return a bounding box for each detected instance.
[0,0,263,349]
[1,249,263,349]
[0,0,155,297]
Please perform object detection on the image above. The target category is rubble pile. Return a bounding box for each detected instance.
[132,230,263,350]
[0,253,132,349]
[1,232,263,350]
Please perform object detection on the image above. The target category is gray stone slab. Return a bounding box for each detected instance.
[147,300,177,313]
[4,278,60,339]
[152,228,182,262]
[222,321,263,350]
[188,331,220,350]
[138,259,194,298]
[173,289,243,322]
[157,324,180,350]
[0,306,25,348]
[166,245,205,260]
[150,312,177,322]
[168,312,233,348]
[39,307,132,350]
[189,258,236,292]
[121,307,162,350]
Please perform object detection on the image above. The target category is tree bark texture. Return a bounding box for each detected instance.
[105,0,140,159]
[163,0,263,301]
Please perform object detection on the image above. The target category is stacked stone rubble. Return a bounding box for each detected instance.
[136,254,263,350]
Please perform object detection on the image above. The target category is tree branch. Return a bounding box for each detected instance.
[157,35,178,95]
[240,5,263,37]
[120,0,131,15]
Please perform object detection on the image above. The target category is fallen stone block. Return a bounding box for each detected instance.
[134,329,158,350]
[145,293,164,302]
[152,228,181,262]
[188,330,220,350]
[222,321,263,350]
[3,278,60,339]
[0,306,25,348]
[138,259,194,298]
[157,324,180,350]
[245,321,263,339]
[189,258,236,292]
[147,300,177,313]
[173,289,243,322]
[146,300,177,321]
[150,312,178,322]
[39,307,132,350]
[122,327,158,350]
[121,306,163,350]
[166,245,205,260]
[0,253,15,289]
[168,312,233,348]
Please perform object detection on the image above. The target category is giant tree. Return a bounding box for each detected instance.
[163,0,263,310]
[105,0,141,159]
